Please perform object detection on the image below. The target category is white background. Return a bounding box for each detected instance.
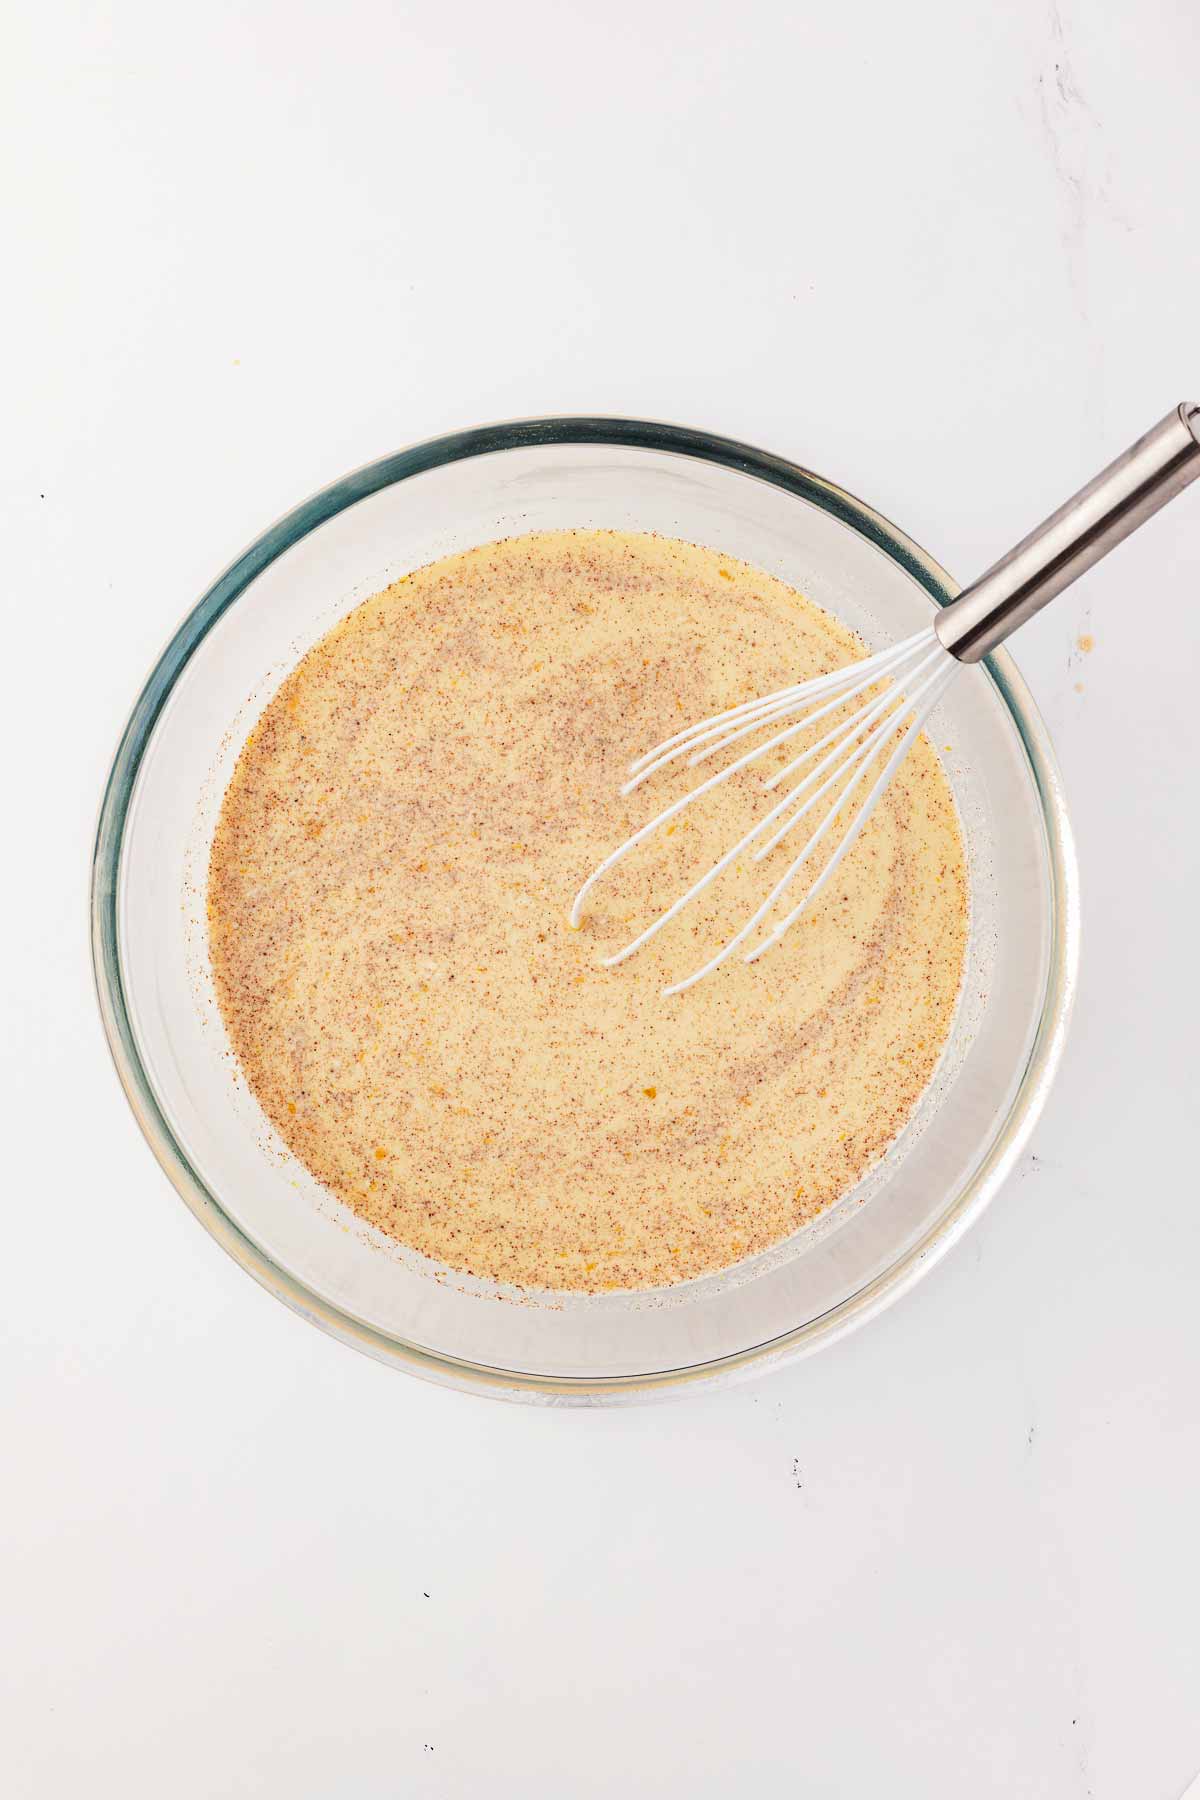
[4,2,1198,1795]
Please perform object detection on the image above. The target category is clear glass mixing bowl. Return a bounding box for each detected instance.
[91,419,1078,1403]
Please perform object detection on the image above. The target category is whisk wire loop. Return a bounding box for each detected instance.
[571,625,958,993]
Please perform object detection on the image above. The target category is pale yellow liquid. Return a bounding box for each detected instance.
[209,531,967,1291]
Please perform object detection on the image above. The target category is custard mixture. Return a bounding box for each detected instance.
[209,531,967,1290]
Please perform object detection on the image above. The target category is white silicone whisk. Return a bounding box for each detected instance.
[572,403,1200,995]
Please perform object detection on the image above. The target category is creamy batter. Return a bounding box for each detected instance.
[209,531,967,1291]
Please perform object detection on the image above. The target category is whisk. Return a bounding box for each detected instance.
[572,402,1200,995]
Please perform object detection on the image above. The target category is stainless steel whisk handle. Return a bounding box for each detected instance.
[936,401,1200,663]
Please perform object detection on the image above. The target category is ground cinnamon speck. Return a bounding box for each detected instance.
[208,530,967,1293]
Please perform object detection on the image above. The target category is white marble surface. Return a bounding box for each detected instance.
[4,2,1199,1794]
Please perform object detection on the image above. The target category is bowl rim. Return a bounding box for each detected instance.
[90,416,1080,1401]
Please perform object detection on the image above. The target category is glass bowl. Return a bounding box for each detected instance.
[91,419,1079,1404]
